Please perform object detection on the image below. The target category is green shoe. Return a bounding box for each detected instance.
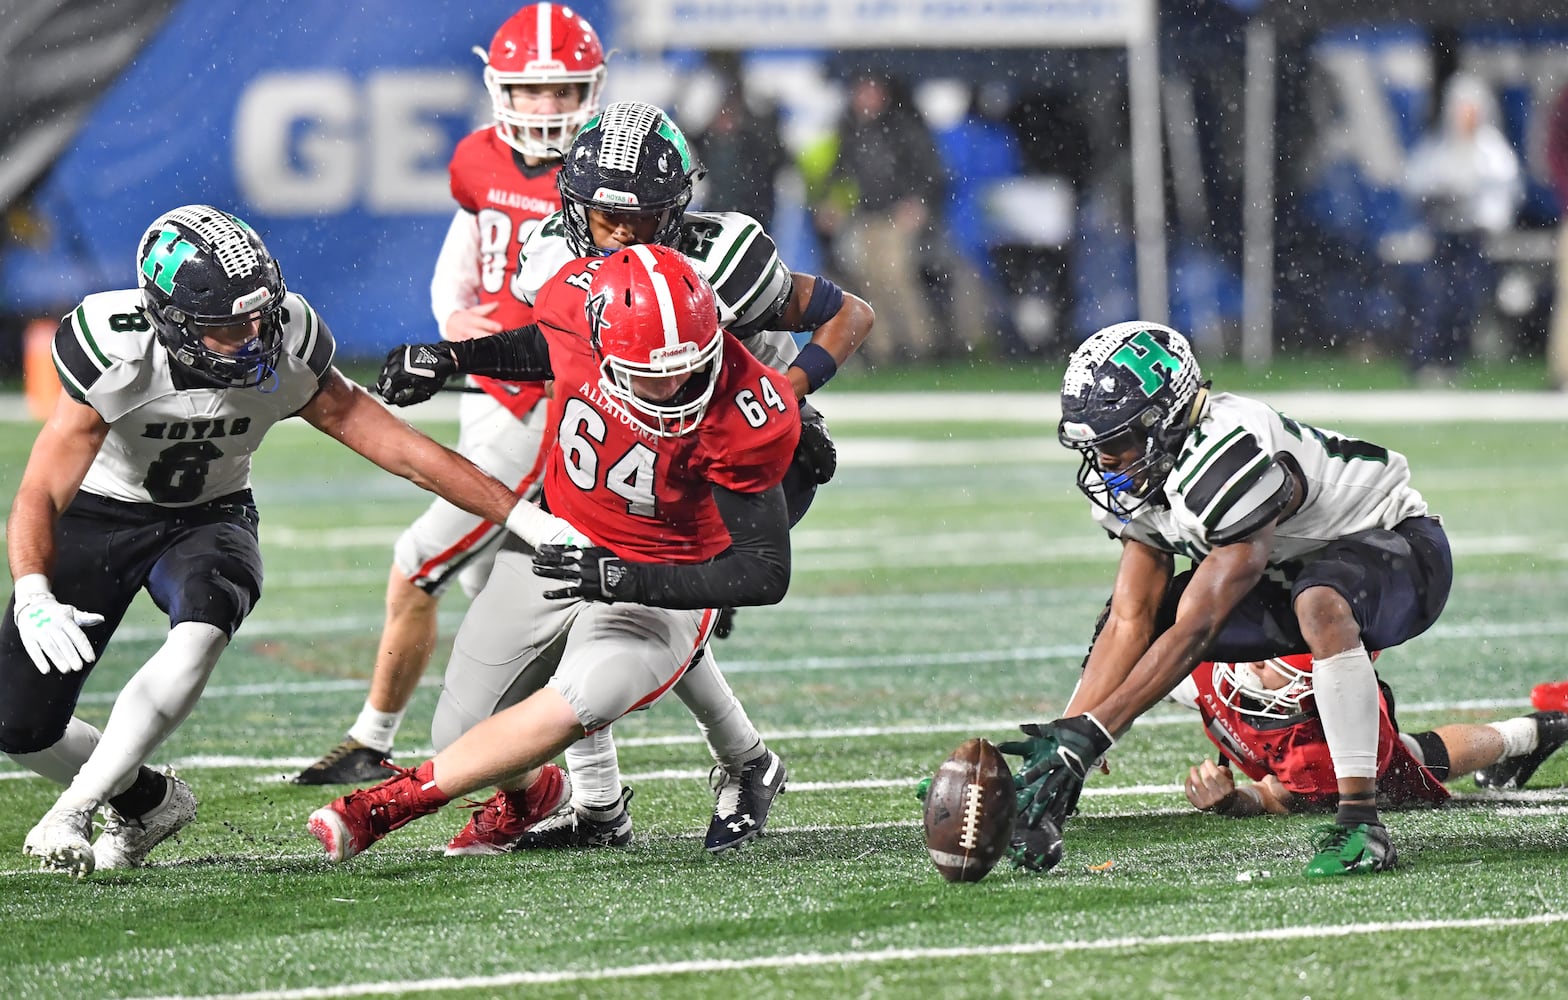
[1304,822,1398,877]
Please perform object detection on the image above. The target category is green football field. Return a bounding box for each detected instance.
[1,389,1567,1000]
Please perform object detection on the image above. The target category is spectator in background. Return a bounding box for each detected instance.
[690,54,787,231]
[1400,72,1523,383]
[811,72,951,365]
[931,82,1019,357]
[1544,81,1568,391]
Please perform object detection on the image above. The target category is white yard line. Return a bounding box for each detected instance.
[124,912,1568,1000]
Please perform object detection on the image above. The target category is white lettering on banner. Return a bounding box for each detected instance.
[367,72,471,213]
[623,0,1151,48]
[235,70,481,215]
[235,72,359,213]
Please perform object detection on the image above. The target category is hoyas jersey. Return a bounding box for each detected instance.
[51,288,334,506]
[446,127,561,417]
[1096,393,1430,569]
[516,209,800,371]
[531,259,799,563]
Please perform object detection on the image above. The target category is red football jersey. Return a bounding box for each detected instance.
[1191,655,1449,806]
[447,127,561,417]
[531,258,800,563]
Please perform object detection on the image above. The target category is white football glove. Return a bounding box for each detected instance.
[12,575,104,675]
[503,501,593,549]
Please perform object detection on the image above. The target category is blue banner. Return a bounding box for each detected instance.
[4,1,610,358]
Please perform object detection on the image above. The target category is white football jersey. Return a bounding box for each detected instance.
[1094,392,1430,567]
[51,288,336,506]
[515,209,800,371]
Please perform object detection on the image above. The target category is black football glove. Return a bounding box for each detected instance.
[531,544,636,602]
[713,606,738,639]
[999,714,1114,829]
[793,402,837,485]
[376,343,458,406]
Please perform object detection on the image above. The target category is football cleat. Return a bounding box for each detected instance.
[444,764,571,856]
[1474,711,1568,790]
[292,737,394,785]
[308,760,448,863]
[94,772,198,870]
[513,787,634,849]
[1303,822,1397,877]
[705,750,787,854]
[23,803,97,878]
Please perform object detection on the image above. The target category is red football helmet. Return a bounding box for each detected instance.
[478,3,607,158]
[1211,650,1381,720]
[585,244,723,438]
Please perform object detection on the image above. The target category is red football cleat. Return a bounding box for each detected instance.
[1532,682,1568,713]
[444,763,570,856]
[308,760,450,862]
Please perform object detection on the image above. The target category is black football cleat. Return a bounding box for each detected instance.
[293,738,394,786]
[705,750,786,853]
[1475,711,1568,790]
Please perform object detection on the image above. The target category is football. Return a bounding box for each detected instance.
[922,738,1017,883]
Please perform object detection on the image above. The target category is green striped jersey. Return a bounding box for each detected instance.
[1094,392,1429,565]
[52,288,335,506]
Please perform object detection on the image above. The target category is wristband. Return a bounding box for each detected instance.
[504,502,572,548]
[791,343,838,394]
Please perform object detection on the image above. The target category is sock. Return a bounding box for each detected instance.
[1313,645,1380,781]
[1488,717,1539,758]
[8,717,103,785]
[348,703,406,754]
[107,766,169,819]
[564,728,623,810]
[62,622,227,809]
[674,647,765,768]
[1337,795,1381,828]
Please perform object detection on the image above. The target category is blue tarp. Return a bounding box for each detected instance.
[3,1,610,357]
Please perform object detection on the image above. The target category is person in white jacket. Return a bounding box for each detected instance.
[1400,72,1524,382]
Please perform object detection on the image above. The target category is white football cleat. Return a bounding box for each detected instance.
[94,773,198,870]
[23,803,97,879]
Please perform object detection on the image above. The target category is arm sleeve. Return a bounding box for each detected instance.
[624,483,791,609]
[431,209,481,340]
[448,325,554,380]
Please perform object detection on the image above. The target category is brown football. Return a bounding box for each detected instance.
[922,738,1017,883]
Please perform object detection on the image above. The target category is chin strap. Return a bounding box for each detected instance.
[1182,384,1211,431]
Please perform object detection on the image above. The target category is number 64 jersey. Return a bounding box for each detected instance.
[532,262,800,564]
[1098,392,1431,568]
[51,288,334,506]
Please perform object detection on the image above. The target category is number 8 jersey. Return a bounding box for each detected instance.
[532,260,800,563]
[51,288,335,506]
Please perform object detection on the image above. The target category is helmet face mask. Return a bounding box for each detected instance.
[136,205,287,390]
[586,244,722,437]
[557,101,701,257]
[1058,321,1205,518]
[480,2,606,159]
[1211,657,1314,721]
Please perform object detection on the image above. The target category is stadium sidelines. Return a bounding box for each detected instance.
[4,390,1568,425]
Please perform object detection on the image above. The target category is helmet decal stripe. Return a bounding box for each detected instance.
[627,244,680,347]
[534,3,552,61]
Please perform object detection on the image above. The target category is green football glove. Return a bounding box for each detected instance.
[999,714,1114,829]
